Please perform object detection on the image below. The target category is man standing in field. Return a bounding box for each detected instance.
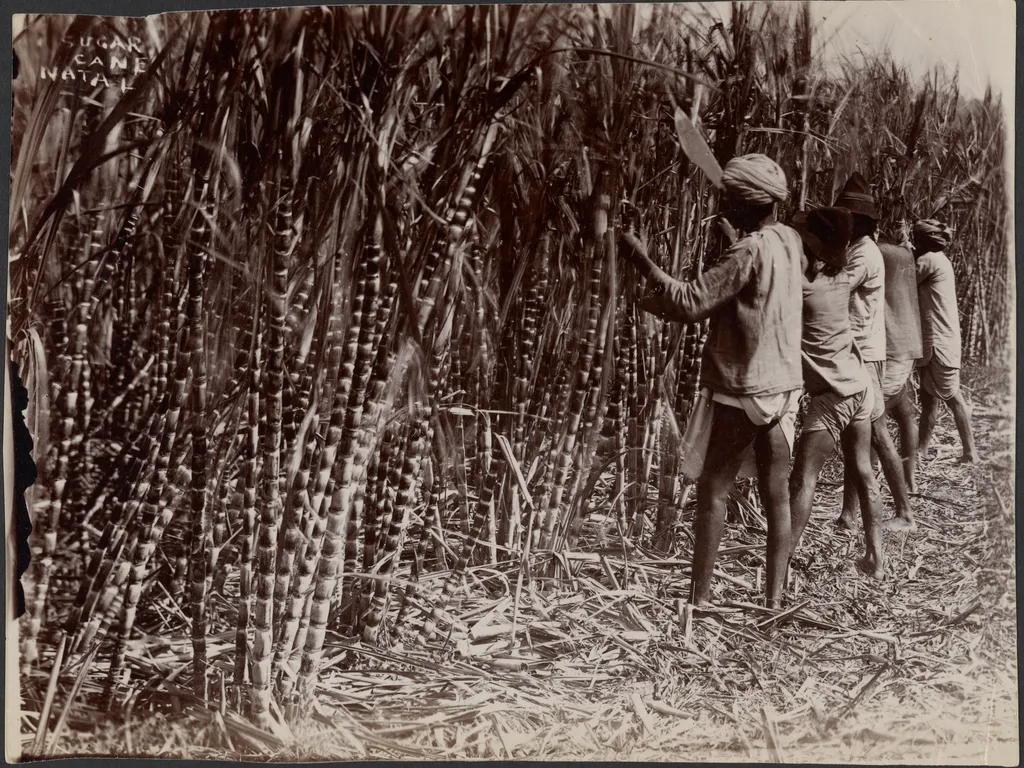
[617,154,803,610]
[838,228,923,532]
[788,207,884,580]
[832,174,913,533]
[913,219,980,463]
[878,232,924,498]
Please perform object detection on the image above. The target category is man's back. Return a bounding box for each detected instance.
[879,242,923,362]
[845,236,886,363]
[801,267,869,398]
[701,222,805,397]
[917,250,962,368]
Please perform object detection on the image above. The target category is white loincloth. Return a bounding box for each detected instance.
[680,388,801,482]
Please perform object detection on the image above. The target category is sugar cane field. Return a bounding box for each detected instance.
[6,4,1017,762]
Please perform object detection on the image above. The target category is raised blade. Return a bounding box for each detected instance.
[673,107,724,190]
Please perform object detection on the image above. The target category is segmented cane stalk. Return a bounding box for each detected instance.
[271,385,318,651]
[106,254,194,691]
[512,235,548,462]
[559,300,612,551]
[103,468,162,699]
[361,416,426,644]
[234,321,262,690]
[109,204,143,403]
[420,423,498,641]
[281,253,357,660]
[362,423,401,576]
[183,149,215,699]
[296,230,388,707]
[417,124,498,336]
[396,456,443,628]
[452,322,475,543]
[445,325,472,562]
[301,254,365,555]
[536,198,606,551]
[359,440,383,561]
[333,234,386,612]
[22,301,73,668]
[612,340,629,531]
[69,254,95,512]
[624,305,642,535]
[67,412,163,654]
[480,408,499,565]
[250,164,292,724]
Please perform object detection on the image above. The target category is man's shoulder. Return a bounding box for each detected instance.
[740,222,802,259]
[853,237,885,278]
[879,241,913,261]
[923,250,955,275]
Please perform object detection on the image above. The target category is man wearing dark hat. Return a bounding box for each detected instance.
[913,219,979,463]
[618,153,803,610]
[788,207,884,581]
[833,173,914,534]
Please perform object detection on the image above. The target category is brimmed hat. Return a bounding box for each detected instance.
[833,172,878,221]
[792,207,854,269]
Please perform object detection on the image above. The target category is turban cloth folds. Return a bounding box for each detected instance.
[721,154,789,205]
[913,219,954,251]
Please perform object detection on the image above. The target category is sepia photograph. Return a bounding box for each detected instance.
[5,0,1017,762]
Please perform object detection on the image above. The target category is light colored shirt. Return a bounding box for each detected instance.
[801,265,869,397]
[879,243,923,362]
[916,250,962,368]
[637,222,804,397]
[845,236,886,362]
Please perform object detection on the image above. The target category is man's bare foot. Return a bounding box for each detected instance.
[882,516,917,534]
[835,513,857,531]
[856,554,885,580]
[959,453,980,464]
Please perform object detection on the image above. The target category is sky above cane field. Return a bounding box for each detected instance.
[694,0,1016,104]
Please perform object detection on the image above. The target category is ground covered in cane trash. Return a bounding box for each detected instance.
[24,367,1018,763]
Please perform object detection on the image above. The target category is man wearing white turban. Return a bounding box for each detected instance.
[618,153,802,611]
[912,219,979,463]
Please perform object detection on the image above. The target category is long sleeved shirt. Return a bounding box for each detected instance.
[845,236,886,363]
[878,243,923,362]
[916,250,962,368]
[637,222,804,397]
[801,265,869,397]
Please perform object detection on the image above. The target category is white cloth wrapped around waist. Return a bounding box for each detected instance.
[679,387,801,482]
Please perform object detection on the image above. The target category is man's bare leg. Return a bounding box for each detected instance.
[689,405,755,608]
[918,389,940,459]
[839,416,909,530]
[789,430,835,558]
[949,391,980,463]
[753,421,793,609]
[837,449,858,530]
[888,387,919,495]
[841,420,885,579]
[871,417,916,532]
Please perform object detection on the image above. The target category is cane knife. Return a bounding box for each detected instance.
[673,107,724,191]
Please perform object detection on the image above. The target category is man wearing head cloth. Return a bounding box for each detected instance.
[833,173,915,535]
[788,207,884,580]
[913,219,979,463]
[877,228,924,522]
[618,153,803,610]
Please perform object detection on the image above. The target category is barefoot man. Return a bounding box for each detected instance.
[788,207,885,580]
[618,154,803,609]
[912,219,980,463]
[832,174,914,532]
[878,232,924,509]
